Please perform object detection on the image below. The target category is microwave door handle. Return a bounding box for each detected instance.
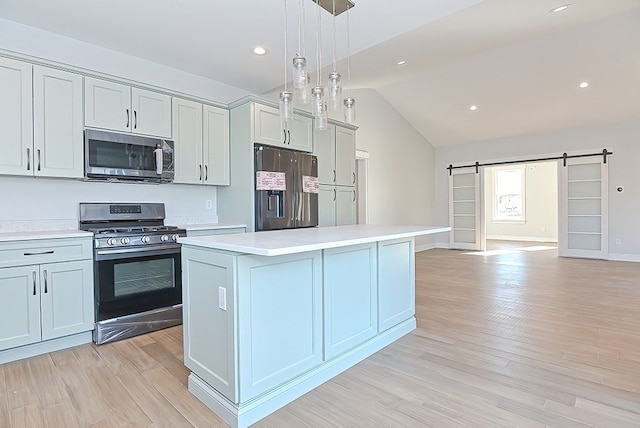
[154,147,163,175]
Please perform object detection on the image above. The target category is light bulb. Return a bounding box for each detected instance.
[279,91,294,123]
[328,72,342,111]
[312,86,328,130]
[293,56,308,90]
[344,97,356,124]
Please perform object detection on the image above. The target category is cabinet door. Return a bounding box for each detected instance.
[288,114,313,152]
[131,88,172,138]
[323,243,377,359]
[237,251,323,402]
[318,185,337,227]
[336,186,357,226]
[313,124,336,184]
[0,266,41,351]
[0,57,32,176]
[173,98,204,185]
[40,260,94,341]
[253,104,286,147]
[203,105,230,185]
[182,248,238,403]
[378,238,415,332]
[335,126,356,187]
[33,66,84,178]
[84,77,131,132]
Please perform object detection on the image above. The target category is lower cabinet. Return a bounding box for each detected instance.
[319,184,357,227]
[323,243,377,359]
[183,248,323,404]
[0,237,94,354]
[0,259,93,352]
[378,238,416,332]
[182,237,415,409]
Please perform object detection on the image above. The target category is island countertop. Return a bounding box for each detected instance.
[178,224,450,256]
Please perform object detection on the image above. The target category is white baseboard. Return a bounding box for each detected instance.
[0,331,93,365]
[608,253,640,262]
[415,243,436,252]
[487,235,558,243]
[435,242,450,249]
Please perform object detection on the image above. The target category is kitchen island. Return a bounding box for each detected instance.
[179,225,449,428]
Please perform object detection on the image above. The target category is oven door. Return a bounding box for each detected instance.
[94,244,182,321]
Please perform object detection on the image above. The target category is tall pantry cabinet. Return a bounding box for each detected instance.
[314,124,357,226]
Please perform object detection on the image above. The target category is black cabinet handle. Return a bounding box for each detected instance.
[353,172,356,184]
[37,149,41,171]
[32,271,37,295]
[205,165,208,181]
[43,270,48,293]
[26,148,31,171]
[282,129,287,145]
[199,165,202,180]
[24,250,54,256]
[287,130,291,145]
[353,190,356,201]
[126,109,130,128]
[333,188,336,201]
[333,170,336,183]
[134,110,137,129]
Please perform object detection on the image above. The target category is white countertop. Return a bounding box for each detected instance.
[0,230,93,242]
[174,223,247,231]
[179,225,450,256]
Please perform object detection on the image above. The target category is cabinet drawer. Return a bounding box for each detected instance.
[0,238,92,268]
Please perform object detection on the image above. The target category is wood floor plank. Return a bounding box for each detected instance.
[43,403,82,428]
[11,403,45,428]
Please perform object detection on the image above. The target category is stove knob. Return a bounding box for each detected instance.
[141,236,150,244]
[121,237,130,245]
[161,235,169,242]
[172,234,180,241]
[107,238,116,246]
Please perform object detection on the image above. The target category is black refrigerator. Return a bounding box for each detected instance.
[254,144,319,231]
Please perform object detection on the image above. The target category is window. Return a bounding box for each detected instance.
[494,167,525,221]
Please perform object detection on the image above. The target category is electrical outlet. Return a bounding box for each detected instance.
[218,287,227,311]
[206,199,213,210]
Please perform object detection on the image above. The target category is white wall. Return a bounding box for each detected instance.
[435,121,640,259]
[484,162,558,242]
[0,18,249,103]
[349,89,438,250]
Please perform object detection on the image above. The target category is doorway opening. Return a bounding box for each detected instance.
[483,162,558,251]
[355,150,369,224]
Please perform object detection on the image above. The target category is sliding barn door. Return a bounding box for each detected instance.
[449,168,484,250]
[558,157,608,259]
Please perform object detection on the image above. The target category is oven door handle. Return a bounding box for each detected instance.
[95,244,181,261]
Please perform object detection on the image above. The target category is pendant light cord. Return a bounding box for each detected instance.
[332,0,337,71]
[298,0,305,56]
[346,3,351,96]
[316,1,322,86]
[284,0,288,91]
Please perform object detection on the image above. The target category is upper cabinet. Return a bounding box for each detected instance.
[33,66,84,178]
[253,103,312,152]
[84,77,172,138]
[0,58,83,178]
[173,97,230,186]
[0,57,33,176]
[314,124,356,187]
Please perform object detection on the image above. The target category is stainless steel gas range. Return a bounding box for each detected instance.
[79,202,186,345]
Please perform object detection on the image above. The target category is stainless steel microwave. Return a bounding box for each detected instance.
[84,129,175,182]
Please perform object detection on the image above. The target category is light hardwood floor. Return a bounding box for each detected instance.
[2,243,640,427]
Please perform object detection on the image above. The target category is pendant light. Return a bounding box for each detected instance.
[343,1,356,124]
[293,0,309,104]
[279,0,294,123]
[327,0,342,111]
[313,0,328,130]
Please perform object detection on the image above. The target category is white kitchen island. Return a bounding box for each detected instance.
[179,225,449,428]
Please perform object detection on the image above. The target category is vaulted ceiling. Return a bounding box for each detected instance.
[1,0,638,147]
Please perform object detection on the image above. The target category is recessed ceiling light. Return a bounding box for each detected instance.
[251,46,268,56]
[579,81,589,88]
[550,4,570,13]
[469,105,478,111]
[396,60,406,66]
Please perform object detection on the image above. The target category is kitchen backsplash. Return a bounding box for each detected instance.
[0,176,219,232]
